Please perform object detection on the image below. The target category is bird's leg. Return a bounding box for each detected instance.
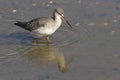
[45,36,51,43]
[34,38,39,44]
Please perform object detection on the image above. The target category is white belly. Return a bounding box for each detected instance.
[38,27,56,35]
[31,27,56,38]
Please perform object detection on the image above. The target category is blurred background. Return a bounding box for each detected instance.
[0,0,120,80]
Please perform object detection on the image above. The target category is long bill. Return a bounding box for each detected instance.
[61,16,73,29]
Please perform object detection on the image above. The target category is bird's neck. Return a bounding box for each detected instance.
[53,12,62,25]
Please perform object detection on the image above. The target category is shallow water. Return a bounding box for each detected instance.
[0,0,120,80]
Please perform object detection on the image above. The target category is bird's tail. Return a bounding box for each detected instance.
[14,21,32,31]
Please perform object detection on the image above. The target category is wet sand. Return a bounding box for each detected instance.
[0,0,120,80]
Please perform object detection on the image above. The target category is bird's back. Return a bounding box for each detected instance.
[14,17,54,31]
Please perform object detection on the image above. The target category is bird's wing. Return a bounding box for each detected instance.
[15,17,53,31]
[27,18,46,31]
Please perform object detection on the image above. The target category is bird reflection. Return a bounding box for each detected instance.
[23,44,69,73]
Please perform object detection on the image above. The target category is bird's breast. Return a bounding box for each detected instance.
[33,27,55,36]
[32,18,62,36]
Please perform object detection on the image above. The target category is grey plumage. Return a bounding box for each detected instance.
[14,18,46,31]
[14,8,73,43]
[14,8,65,32]
[15,8,65,32]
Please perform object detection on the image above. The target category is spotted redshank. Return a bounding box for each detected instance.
[14,8,72,44]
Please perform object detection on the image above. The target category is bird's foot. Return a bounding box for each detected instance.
[33,38,39,45]
[45,36,52,44]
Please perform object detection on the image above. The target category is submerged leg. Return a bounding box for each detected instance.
[45,36,51,43]
[34,38,39,44]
